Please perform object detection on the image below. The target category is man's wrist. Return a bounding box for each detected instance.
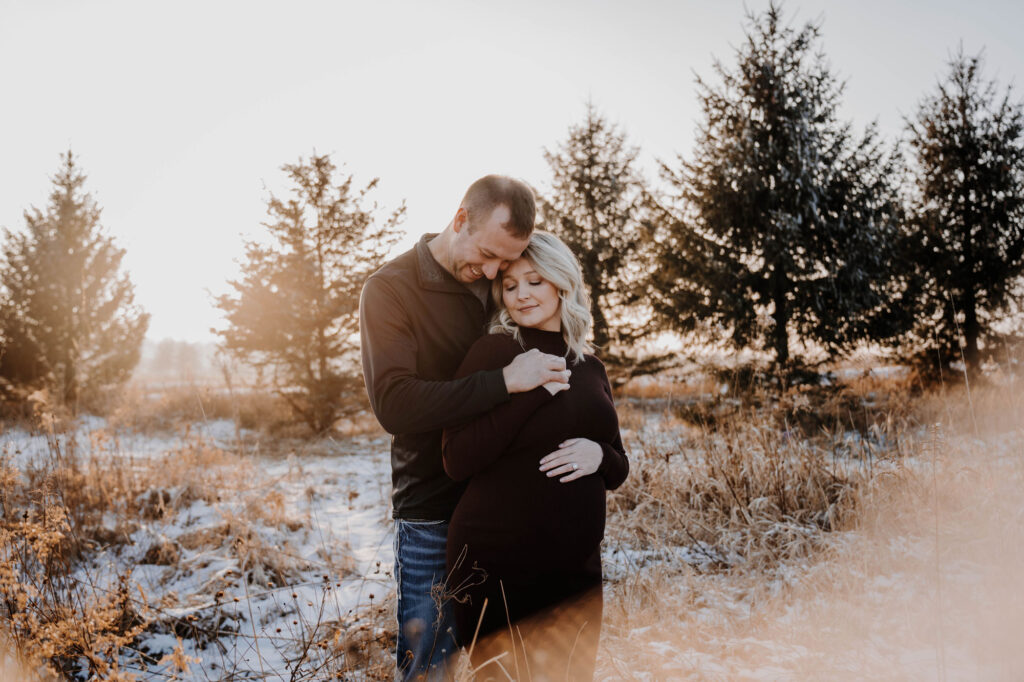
[489,367,511,402]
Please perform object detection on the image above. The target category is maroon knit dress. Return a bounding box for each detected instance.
[442,327,628,679]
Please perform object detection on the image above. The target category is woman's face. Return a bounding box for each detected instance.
[501,258,561,332]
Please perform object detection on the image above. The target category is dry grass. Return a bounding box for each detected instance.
[608,419,862,571]
[2,367,1019,679]
[607,375,918,572]
[106,382,299,436]
[102,382,386,448]
[0,444,147,679]
[0,416,373,679]
[597,375,1023,679]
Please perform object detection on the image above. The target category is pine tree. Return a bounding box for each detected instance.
[540,103,657,372]
[0,151,150,408]
[903,48,1024,375]
[214,153,404,434]
[651,3,905,368]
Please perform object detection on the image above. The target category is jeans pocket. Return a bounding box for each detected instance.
[397,519,446,544]
[395,520,449,598]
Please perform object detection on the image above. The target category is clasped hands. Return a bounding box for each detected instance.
[502,348,571,396]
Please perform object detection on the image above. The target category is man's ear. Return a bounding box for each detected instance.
[453,207,469,234]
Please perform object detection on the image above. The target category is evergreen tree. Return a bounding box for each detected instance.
[0,151,149,408]
[540,103,658,373]
[651,4,904,367]
[214,153,403,434]
[903,49,1024,375]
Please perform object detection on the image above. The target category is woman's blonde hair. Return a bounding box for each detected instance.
[488,231,594,364]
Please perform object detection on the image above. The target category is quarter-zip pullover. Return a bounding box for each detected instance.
[359,234,509,520]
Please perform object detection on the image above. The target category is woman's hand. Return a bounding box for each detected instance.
[539,438,602,482]
[542,378,570,395]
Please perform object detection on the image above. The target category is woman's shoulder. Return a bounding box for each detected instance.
[577,352,613,382]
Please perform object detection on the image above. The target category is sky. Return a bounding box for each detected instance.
[2,0,1023,342]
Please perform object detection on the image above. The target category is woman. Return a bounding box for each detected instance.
[442,231,628,679]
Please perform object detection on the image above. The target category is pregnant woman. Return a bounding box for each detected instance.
[442,231,628,679]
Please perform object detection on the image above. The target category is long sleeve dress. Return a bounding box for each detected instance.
[442,326,628,679]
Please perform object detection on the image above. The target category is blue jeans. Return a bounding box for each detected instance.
[394,519,458,680]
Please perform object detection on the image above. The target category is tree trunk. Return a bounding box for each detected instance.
[962,288,981,374]
[772,270,790,365]
[591,293,610,350]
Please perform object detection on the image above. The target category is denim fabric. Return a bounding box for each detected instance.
[394,519,458,680]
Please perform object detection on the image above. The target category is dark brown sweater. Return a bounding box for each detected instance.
[442,326,628,644]
[359,235,509,520]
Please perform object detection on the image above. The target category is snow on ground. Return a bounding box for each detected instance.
[597,427,1024,681]
[128,435,397,679]
[1,416,244,468]
[1,420,397,678]
[4,413,1022,679]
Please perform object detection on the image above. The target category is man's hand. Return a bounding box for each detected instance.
[539,438,603,482]
[502,348,570,394]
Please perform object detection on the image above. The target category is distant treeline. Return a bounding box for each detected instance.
[1,2,1021,431]
[136,339,217,381]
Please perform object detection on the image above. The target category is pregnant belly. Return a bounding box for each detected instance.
[448,476,606,576]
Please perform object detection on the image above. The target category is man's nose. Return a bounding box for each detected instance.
[482,262,500,279]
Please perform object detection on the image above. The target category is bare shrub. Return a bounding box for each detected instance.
[0,449,148,678]
[600,379,1023,678]
[609,416,869,573]
[0,420,312,677]
[107,382,295,435]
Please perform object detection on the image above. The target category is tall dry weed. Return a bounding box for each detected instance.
[0,443,148,679]
[608,409,878,573]
[599,377,1022,679]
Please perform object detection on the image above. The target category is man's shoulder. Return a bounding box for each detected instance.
[367,245,418,285]
[454,330,523,374]
[467,331,524,359]
[362,248,421,306]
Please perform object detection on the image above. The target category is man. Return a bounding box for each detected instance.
[359,175,570,679]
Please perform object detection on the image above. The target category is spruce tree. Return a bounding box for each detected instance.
[0,151,149,408]
[651,4,904,367]
[214,153,404,434]
[903,49,1024,375]
[540,103,657,373]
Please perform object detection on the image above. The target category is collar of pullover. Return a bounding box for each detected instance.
[415,233,489,304]
[518,325,569,357]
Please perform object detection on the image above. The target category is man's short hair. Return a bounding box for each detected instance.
[461,175,536,239]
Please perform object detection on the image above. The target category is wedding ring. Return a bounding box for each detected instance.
[572,463,579,471]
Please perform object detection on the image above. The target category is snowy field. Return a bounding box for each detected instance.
[3,419,398,678]
[2,388,1023,680]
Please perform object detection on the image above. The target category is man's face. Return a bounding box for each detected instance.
[450,205,531,283]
